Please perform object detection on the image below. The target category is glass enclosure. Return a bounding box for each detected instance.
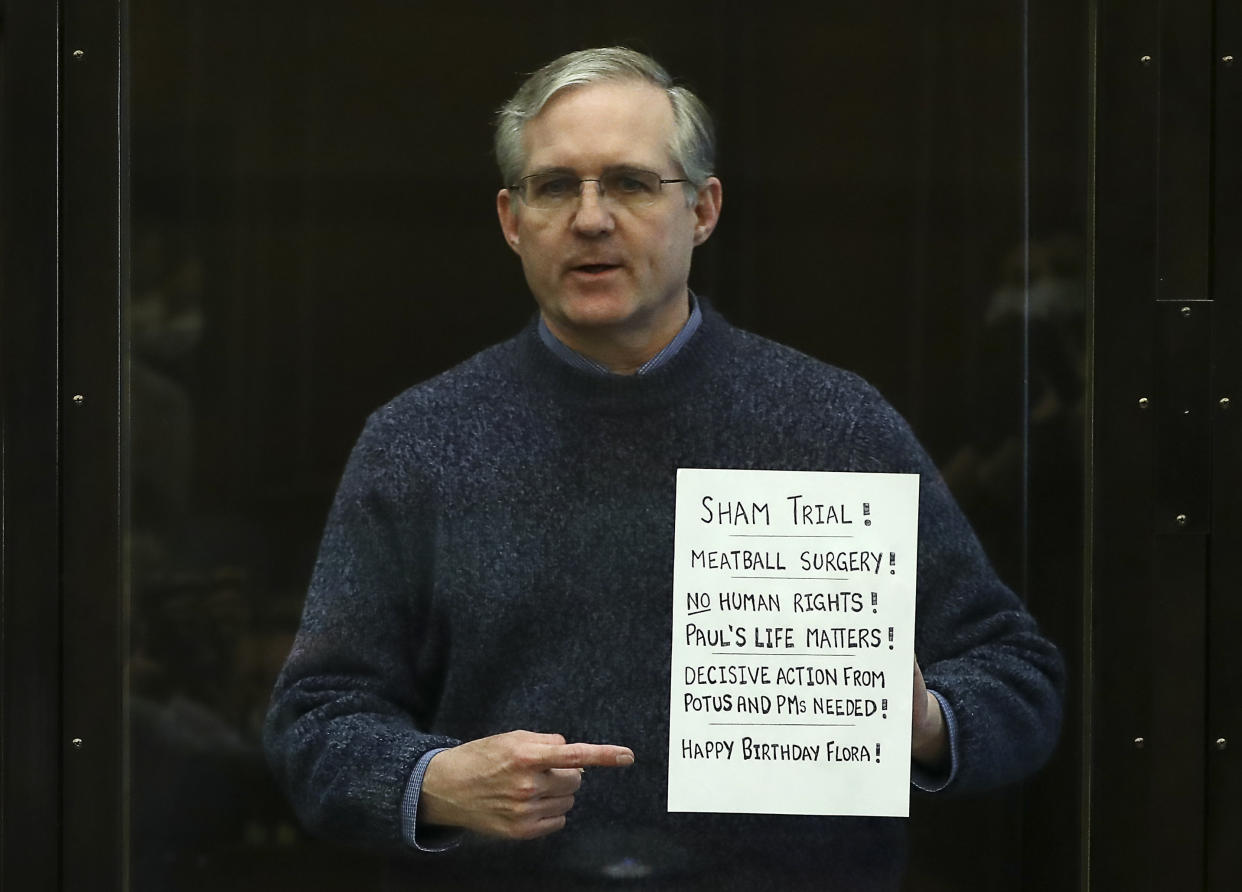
[125,3,1086,888]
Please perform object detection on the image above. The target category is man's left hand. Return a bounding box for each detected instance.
[911,659,949,769]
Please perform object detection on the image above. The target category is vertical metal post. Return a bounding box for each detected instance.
[1091,0,1216,888]
[60,1,125,890]
[1206,2,1242,889]
[1091,1,1160,883]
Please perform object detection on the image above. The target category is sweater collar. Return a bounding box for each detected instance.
[518,296,728,415]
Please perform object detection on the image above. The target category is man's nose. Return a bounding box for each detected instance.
[570,181,615,235]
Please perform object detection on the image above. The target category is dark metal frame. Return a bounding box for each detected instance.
[1088,2,1161,884]
[59,0,125,888]
[3,0,1239,889]
[1206,1,1242,888]
[2,0,125,890]
[1,1,64,889]
[1091,0,1241,889]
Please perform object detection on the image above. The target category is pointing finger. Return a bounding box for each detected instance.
[532,742,635,770]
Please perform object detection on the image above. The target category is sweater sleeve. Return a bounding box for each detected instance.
[263,412,460,848]
[846,385,1065,794]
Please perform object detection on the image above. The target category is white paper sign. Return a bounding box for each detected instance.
[667,468,920,817]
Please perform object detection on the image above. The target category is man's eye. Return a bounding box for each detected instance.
[612,174,654,194]
[535,177,578,198]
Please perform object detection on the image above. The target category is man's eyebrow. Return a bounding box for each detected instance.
[523,164,658,177]
[601,164,660,174]
[524,165,577,177]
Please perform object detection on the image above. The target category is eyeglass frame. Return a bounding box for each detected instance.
[506,167,692,210]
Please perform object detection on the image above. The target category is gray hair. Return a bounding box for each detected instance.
[494,47,716,199]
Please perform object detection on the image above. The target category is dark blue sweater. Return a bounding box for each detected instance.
[264,306,1063,890]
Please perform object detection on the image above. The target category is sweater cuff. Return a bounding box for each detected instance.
[401,748,463,851]
[911,690,960,793]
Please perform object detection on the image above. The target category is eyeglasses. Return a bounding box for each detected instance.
[508,168,690,210]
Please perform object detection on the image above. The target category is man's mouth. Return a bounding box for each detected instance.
[571,262,622,275]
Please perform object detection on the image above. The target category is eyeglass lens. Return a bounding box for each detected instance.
[521,169,668,209]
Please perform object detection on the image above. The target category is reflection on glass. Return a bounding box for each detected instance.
[127,224,290,887]
[125,4,1086,890]
[942,233,1086,588]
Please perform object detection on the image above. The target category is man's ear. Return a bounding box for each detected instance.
[691,176,723,247]
[497,187,521,253]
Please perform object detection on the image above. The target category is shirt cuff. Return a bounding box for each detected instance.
[400,747,463,852]
[910,690,960,793]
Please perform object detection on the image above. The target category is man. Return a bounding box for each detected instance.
[265,47,1063,890]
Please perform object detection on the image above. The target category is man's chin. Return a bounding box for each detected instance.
[544,293,641,331]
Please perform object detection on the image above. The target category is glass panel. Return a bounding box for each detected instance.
[126,3,1086,889]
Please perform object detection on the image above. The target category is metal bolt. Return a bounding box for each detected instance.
[1138,397,1150,409]
[1176,514,1188,527]
[1140,55,1153,66]
[1134,737,1145,749]
[1224,56,1235,66]
[71,738,83,749]
[1216,738,1228,751]
[1222,397,1232,410]
[72,394,85,406]
[72,49,85,61]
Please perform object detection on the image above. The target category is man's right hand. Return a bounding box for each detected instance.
[418,730,635,840]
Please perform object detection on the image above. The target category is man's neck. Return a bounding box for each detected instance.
[540,293,693,375]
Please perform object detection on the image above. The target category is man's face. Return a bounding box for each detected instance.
[496,80,721,365]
